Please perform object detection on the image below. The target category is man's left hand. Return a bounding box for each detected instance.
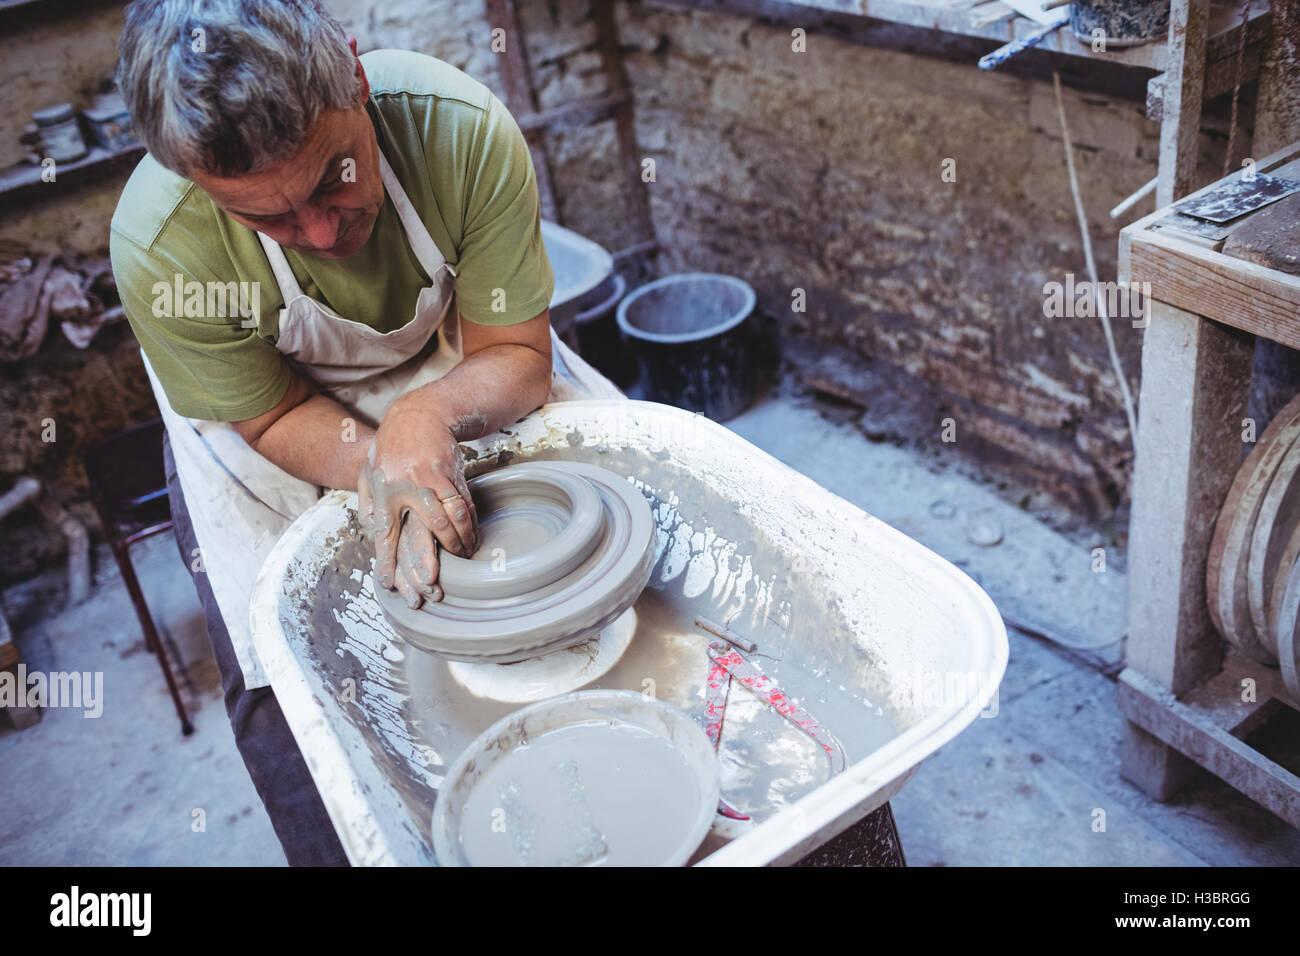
[358,393,479,609]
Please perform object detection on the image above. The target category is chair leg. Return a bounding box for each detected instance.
[110,540,194,735]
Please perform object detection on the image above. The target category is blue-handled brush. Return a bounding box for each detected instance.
[979,19,1066,70]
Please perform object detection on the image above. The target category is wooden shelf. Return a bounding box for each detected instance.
[1119,658,1300,829]
[684,0,1268,71]
[1118,137,1300,824]
[0,144,143,206]
[1120,142,1300,349]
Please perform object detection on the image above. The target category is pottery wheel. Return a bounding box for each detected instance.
[377,461,655,663]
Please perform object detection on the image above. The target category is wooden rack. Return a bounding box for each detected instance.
[1117,140,1300,827]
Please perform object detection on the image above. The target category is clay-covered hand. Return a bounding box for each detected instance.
[358,394,479,608]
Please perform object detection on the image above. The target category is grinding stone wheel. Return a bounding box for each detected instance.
[1277,552,1300,700]
[377,461,655,663]
[1247,435,1300,658]
[1207,393,1300,664]
[1268,519,1300,653]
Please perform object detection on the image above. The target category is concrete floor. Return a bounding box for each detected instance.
[2,393,1297,866]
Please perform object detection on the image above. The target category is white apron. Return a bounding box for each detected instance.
[146,150,622,689]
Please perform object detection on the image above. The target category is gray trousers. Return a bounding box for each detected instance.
[163,433,349,866]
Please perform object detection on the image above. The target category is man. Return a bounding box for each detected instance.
[110,0,618,864]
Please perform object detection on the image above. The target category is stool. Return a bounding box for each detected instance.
[83,419,193,735]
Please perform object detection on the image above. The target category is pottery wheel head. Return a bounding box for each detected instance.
[376,461,656,663]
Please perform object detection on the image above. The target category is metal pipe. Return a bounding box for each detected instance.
[1109,175,1158,218]
[0,477,41,520]
[32,494,90,606]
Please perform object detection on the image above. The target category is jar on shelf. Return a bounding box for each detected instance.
[83,90,138,152]
[32,103,89,163]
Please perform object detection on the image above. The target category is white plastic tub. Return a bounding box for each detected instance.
[250,400,1007,866]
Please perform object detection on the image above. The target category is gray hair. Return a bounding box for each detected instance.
[117,0,361,176]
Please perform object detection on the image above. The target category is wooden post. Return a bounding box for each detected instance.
[1120,300,1254,797]
[484,0,560,222]
[592,2,657,254]
[1254,0,1300,156]
[1156,0,1210,207]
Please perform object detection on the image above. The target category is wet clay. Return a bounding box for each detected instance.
[438,465,603,599]
[377,462,655,663]
[456,721,705,866]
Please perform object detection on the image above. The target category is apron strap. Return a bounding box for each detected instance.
[377,152,455,282]
[255,230,303,300]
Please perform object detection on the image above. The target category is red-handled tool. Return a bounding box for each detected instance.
[697,640,848,821]
[703,651,751,820]
[706,642,848,774]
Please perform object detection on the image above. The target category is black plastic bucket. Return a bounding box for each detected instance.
[616,273,756,421]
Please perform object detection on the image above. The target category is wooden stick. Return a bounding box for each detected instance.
[694,617,757,653]
[971,4,1018,28]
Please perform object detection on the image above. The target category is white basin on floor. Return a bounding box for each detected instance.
[250,400,1008,865]
[542,219,613,333]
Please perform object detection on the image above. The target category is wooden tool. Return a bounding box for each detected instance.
[694,615,757,653]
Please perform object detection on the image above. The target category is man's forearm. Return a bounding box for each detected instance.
[244,334,548,491]
[249,393,376,490]
[399,341,551,440]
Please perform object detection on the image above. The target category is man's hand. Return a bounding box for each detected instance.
[358,394,479,609]
[358,309,553,610]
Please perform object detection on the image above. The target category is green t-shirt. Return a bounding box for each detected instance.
[109,49,554,422]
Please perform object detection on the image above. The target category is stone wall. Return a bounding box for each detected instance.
[0,0,1246,582]
[0,0,503,584]
[449,0,1239,521]
[604,1,1237,520]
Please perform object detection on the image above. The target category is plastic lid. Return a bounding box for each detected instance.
[33,104,76,126]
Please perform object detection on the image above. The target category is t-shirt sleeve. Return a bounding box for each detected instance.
[451,92,555,327]
[110,229,291,422]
